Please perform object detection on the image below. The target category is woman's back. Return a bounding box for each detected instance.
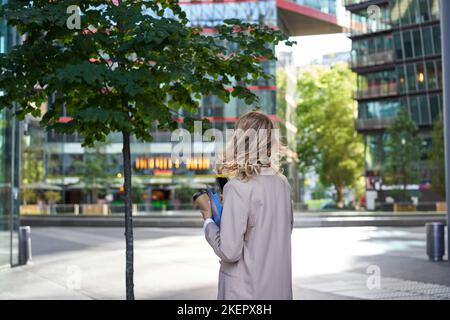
[205,168,293,300]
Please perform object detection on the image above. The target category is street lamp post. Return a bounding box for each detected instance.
[440,0,450,260]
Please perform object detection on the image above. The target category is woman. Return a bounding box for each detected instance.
[200,110,293,300]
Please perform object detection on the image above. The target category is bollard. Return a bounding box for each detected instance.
[19,226,32,265]
[426,223,445,262]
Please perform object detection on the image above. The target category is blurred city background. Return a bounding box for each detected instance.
[1,0,449,299]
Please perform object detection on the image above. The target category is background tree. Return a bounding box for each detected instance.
[383,109,422,201]
[175,184,197,204]
[73,140,112,203]
[44,190,62,214]
[22,118,45,204]
[296,63,363,207]
[0,0,291,299]
[429,114,445,199]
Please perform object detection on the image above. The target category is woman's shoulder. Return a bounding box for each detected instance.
[225,177,248,189]
[227,172,290,189]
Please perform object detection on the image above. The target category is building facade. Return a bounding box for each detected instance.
[22,0,343,211]
[345,0,443,208]
[0,17,20,267]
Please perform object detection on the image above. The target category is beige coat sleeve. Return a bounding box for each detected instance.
[204,181,249,263]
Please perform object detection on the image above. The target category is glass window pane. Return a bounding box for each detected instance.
[426,61,437,89]
[429,0,439,20]
[409,0,419,24]
[394,32,403,60]
[358,103,368,119]
[433,26,441,55]
[419,0,430,22]
[407,64,416,91]
[429,94,440,121]
[400,0,411,25]
[403,31,413,58]
[409,96,420,123]
[413,29,422,57]
[419,95,430,125]
[397,65,406,93]
[422,27,434,56]
[416,62,425,90]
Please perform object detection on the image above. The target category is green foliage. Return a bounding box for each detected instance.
[44,190,62,204]
[131,185,145,203]
[276,68,287,121]
[429,114,445,198]
[296,63,363,206]
[72,140,112,203]
[175,185,197,204]
[22,143,44,184]
[311,182,327,200]
[383,109,422,200]
[22,188,38,204]
[0,0,292,146]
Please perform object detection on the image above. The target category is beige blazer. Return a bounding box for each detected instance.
[205,168,293,300]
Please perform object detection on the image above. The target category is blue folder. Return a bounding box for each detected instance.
[206,186,223,226]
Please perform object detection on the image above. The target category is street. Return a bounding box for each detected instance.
[1,226,449,299]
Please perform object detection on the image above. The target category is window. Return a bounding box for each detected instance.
[374,36,383,53]
[419,0,430,22]
[366,134,383,169]
[422,27,434,56]
[413,29,422,57]
[409,96,420,123]
[358,103,368,119]
[407,64,416,91]
[399,97,409,113]
[429,94,440,121]
[403,31,413,58]
[433,26,441,55]
[419,95,430,125]
[368,37,376,54]
[416,62,425,91]
[359,100,400,120]
[400,0,411,25]
[394,33,403,60]
[426,61,437,89]
[408,0,419,24]
[429,0,439,21]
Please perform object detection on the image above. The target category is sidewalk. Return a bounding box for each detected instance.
[1,226,449,299]
[21,211,446,228]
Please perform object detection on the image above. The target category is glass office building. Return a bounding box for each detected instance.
[22,0,342,209]
[344,0,443,204]
[0,15,20,267]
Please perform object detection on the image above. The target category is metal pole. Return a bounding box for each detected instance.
[440,0,450,260]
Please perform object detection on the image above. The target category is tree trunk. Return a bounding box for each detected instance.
[335,185,344,208]
[92,188,99,204]
[122,130,135,300]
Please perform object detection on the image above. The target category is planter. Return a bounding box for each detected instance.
[393,203,417,212]
[436,202,447,212]
[81,204,104,215]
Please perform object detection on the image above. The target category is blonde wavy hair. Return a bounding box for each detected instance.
[216,110,286,181]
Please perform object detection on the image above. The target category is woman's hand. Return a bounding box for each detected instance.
[194,193,212,220]
[200,207,212,220]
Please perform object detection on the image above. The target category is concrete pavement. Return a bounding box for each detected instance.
[1,226,450,299]
[21,211,447,228]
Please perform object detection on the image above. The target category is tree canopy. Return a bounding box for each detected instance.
[0,0,292,146]
[383,108,422,201]
[296,63,363,206]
